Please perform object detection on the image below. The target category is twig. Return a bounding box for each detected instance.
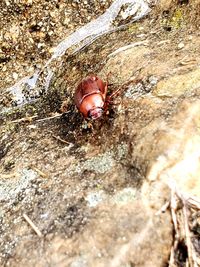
[155,201,170,215]
[169,188,180,267]
[31,167,48,178]
[182,199,199,267]
[169,246,176,267]
[182,199,194,266]
[171,188,179,239]
[108,41,149,57]
[11,115,38,123]
[11,112,69,124]
[23,213,43,238]
[52,135,70,144]
[157,39,170,46]
[35,113,63,122]
[168,182,200,267]
[187,197,200,210]
[1,172,19,179]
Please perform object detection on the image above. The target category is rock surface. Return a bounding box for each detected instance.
[1,0,200,266]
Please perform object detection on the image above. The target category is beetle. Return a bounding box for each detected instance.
[74,75,109,120]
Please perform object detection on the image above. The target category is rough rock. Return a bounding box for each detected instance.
[1,0,200,266]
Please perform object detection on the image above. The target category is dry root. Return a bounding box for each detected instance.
[168,183,200,267]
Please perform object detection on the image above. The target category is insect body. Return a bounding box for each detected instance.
[74,75,108,120]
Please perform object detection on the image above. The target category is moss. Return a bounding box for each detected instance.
[171,9,184,29]
[128,23,139,33]
[161,8,186,31]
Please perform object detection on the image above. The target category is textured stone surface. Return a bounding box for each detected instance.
[2,0,200,266]
[153,68,200,97]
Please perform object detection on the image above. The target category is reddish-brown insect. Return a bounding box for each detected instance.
[74,75,109,120]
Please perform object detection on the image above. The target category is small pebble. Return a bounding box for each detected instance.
[13,72,18,80]
[2,66,7,72]
[178,42,184,49]
[63,17,70,25]
[139,27,144,31]
[27,0,33,5]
